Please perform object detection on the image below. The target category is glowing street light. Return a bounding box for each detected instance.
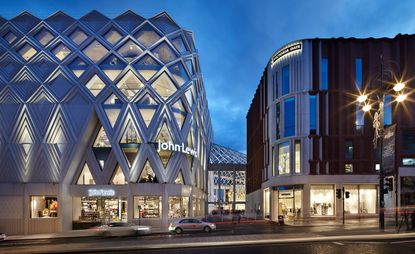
[357,94,368,103]
[396,93,407,103]
[362,104,372,112]
[393,82,405,92]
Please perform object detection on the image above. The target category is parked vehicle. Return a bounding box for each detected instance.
[0,233,6,241]
[94,222,152,237]
[169,218,216,234]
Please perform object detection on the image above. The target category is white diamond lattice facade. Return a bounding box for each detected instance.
[0,10,213,235]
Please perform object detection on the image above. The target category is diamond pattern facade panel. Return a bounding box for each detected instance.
[0,10,213,187]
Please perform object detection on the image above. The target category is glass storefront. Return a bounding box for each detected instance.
[344,185,376,214]
[278,189,302,219]
[310,185,334,216]
[134,196,162,218]
[77,197,127,223]
[264,188,270,219]
[168,196,189,218]
[30,196,58,218]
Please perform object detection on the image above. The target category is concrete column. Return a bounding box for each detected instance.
[302,184,311,218]
[162,184,169,228]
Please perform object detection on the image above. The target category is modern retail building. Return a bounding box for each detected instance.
[246,34,415,223]
[0,10,213,234]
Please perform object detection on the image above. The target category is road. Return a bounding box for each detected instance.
[1,222,415,253]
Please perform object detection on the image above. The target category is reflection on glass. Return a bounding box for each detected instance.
[35,28,54,46]
[152,42,177,64]
[83,40,108,63]
[69,28,87,45]
[18,43,37,61]
[134,23,161,48]
[52,43,71,61]
[104,29,122,45]
[99,55,126,81]
[172,99,187,129]
[168,61,189,86]
[134,55,161,81]
[117,39,143,62]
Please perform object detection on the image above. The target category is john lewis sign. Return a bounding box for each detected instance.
[157,140,197,157]
[88,189,115,197]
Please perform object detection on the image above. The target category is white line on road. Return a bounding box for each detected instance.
[332,242,344,245]
[390,239,415,244]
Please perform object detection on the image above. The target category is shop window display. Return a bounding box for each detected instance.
[168,196,189,218]
[344,185,359,214]
[79,197,127,223]
[134,196,162,218]
[359,185,376,214]
[278,189,302,219]
[31,196,58,218]
[310,185,334,216]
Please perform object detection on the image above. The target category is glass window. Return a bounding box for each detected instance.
[92,127,111,169]
[344,185,359,214]
[278,142,290,175]
[168,61,190,87]
[134,55,162,81]
[235,171,246,202]
[172,36,188,53]
[403,158,415,166]
[345,164,353,173]
[110,165,127,184]
[116,71,144,100]
[402,131,415,153]
[30,196,58,218]
[117,39,143,62]
[359,185,376,214]
[52,43,71,61]
[168,196,189,218]
[77,163,95,185]
[295,140,301,174]
[78,197,127,222]
[263,188,270,219]
[120,120,140,168]
[69,28,87,45]
[384,95,392,125]
[18,43,37,61]
[172,99,187,129]
[281,65,289,95]
[152,42,177,64]
[83,40,108,63]
[356,105,364,131]
[284,97,295,137]
[272,147,275,176]
[104,29,122,45]
[4,31,17,44]
[137,94,158,128]
[35,28,54,46]
[310,185,334,216]
[151,72,177,99]
[355,58,363,89]
[134,23,161,48]
[134,196,162,218]
[310,95,317,134]
[321,58,328,90]
[138,160,158,183]
[345,140,353,160]
[68,57,88,78]
[276,103,280,139]
[99,55,126,81]
[85,75,105,97]
[274,71,278,99]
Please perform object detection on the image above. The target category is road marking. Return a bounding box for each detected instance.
[333,242,344,245]
[391,239,415,244]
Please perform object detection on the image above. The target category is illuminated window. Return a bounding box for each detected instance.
[138,160,158,183]
[52,43,71,61]
[310,185,334,216]
[345,140,353,160]
[134,23,162,48]
[156,122,173,168]
[69,28,87,45]
[18,43,37,61]
[152,42,177,64]
[99,55,126,81]
[134,196,162,218]
[119,120,140,168]
[151,72,177,99]
[355,58,363,89]
[137,94,158,127]
[34,28,54,46]
[134,54,161,81]
[284,97,295,137]
[117,39,143,62]
[116,71,144,100]
[310,95,317,134]
[278,142,290,175]
[68,57,88,78]
[30,196,58,218]
[168,196,189,218]
[344,185,359,214]
[175,170,185,184]
[85,75,105,97]
[4,31,17,44]
[77,163,95,185]
[103,93,123,128]
[83,40,108,63]
[272,147,275,176]
[92,126,111,169]
[110,165,127,185]
[295,140,301,173]
[172,99,187,129]
[345,163,353,173]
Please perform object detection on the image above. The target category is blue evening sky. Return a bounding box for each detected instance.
[0,0,413,153]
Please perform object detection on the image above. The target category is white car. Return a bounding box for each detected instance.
[0,233,6,241]
[169,218,216,234]
[95,222,152,237]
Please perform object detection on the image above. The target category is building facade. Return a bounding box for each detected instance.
[207,143,246,215]
[0,10,213,235]
[246,35,415,223]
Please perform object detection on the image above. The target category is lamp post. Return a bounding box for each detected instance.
[356,56,407,230]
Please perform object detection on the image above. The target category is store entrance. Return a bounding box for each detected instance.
[278,189,302,222]
[73,197,128,229]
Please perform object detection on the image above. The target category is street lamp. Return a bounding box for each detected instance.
[355,58,408,231]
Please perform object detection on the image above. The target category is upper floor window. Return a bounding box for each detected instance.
[355,58,363,89]
[321,58,328,90]
[345,140,353,160]
[278,142,290,175]
[384,95,392,126]
[310,95,317,134]
[294,140,301,174]
[273,71,278,100]
[284,97,295,137]
[282,65,289,95]
[276,103,281,139]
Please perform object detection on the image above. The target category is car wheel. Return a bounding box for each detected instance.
[203,226,212,233]
[175,227,183,234]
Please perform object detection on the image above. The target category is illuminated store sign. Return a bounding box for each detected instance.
[271,42,302,64]
[88,189,115,197]
[157,140,197,157]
